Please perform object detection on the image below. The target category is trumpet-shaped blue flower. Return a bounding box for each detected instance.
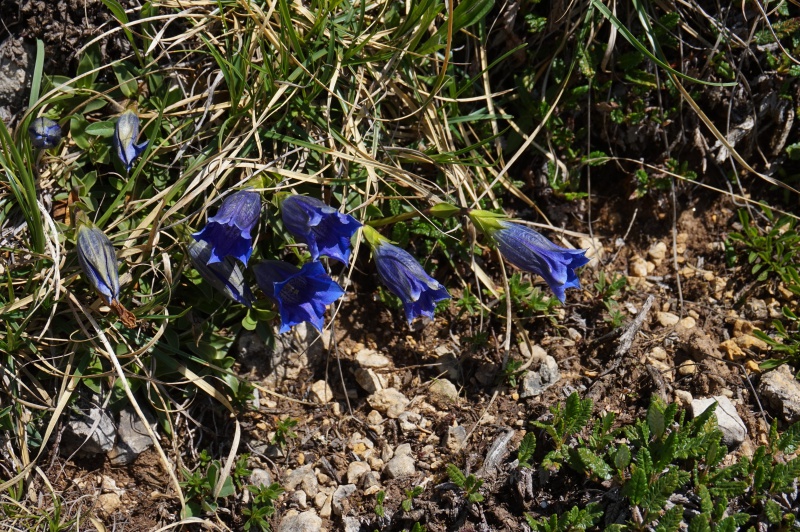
[281,195,361,264]
[77,224,121,304]
[193,190,261,266]
[363,227,449,323]
[29,117,61,149]
[491,221,589,303]
[115,110,149,171]
[188,239,253,306]
[254,260,344,333]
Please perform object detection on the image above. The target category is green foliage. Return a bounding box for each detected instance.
[525,502,603,531]
[243,482,284,531]
[517,432,537,468]
[374,490,386,518]
[272,417,299,449]
[499,273,561,321]
[402,485,425,512]
[446,464,484,503]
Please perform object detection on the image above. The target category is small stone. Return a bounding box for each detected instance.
[578,236,604,263]
[384,453,416,479]
[677,361,697,375]
[428,379,459,407]
[445,425,468,452]
[309,380,334,403]
[367,410,383,425]
[657,312,680,327]
[732,319,754,338]
[332,484,357,516]
[250,468,272,488]
[745,360,761,373]
[719,339,745,360]
[360,470,380,490]
[61,407,117,457]
[648,346,668,361]
[395,443,413,457]
[629,256,649,277]
[314,492,327,509]
[284,465,319,498]
[648,360,674,381]
[367,388,410,419]
[347,461,372,484]
[648,241,667,262]
[398,411,421,433]
[319,493,333,519]
[355,349,391,369]
[679,316,696,329]
[745,299,768,321]
[278,510,322,532]
[674,390,693,407]
[355,368,385,393]
[108,405,157,466]
[734,334,768,352]
[758,364,800,423]
[289,490,308,509]
[343,516,362,532]
[520,356,560,398]
[691,396,747,447]
[96,493,122,518]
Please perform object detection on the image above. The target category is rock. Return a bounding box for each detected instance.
[735,334,769,352]
[629,256,648,277]
[343,516,362,532]
[720,339,745,360]
[284,465,319,498]
[347,461,372,485]
[355,368,385,393]
[648,241,668,262]
[578,236,604,264]
[677,361,697,375]
[679,316,696,329]
[691,396,747,447]
[395,443,413,456]
[745,299,768,321]
[657,312,680,327]
[96,492,122,518]
[733,319,754,337]
[674,390,693,407]
[367,388,410,419]
[758,365,800,423]
[108,405,156,466]
[60,407,117,457]
[648,346,668,361]
[289,490,308,509]
[250,468,273,488]
[366,410,383,425]
[319,492,333,518]
[332,484,357,516]
[384,453,416,479]
[398,411,421,433]
[278,510,322,532]
[520,356,560,398]
[428,379,459,407]
[360,470,380,490]
[259,323,325,387]
[445,425,467,452]
[309,380,334,403]
[355,349,391,369]
[0,38,35,123]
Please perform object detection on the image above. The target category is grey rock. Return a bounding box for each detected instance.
[250,468,273,488]
[0,38,35,122]
[288,490,308,509]
[332,483,357,516]
[277,510,322,532]
[343,516,362,532]
[429,379,459,407]
[384,453,415,479]
[257,323,324,387]
[691,396,747,447]
[444,425,467,452]
[520,356,561,398]
[107,406,156,465]
[60,407,116,457]
[346,461,371,485]
[309,380,334,403]
[758,364,800,423]
[395,443,413,457]
[367,388,410,419]
[355,368,385,393]
[360,470,380,490]
[284,465,319,498]
[745,299,769,321]
[355,349,391,369]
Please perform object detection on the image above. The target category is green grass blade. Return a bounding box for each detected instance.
[28,39,45,109]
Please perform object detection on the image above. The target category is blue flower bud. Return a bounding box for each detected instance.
[188,239,253,307]
[28,117,61,149]
[281,195,361,264]
[114,110,149,171]
[254,260,344,333]
[490,221,589,303]
[192,190,261,266]
[363,226,449,323]
[77,224,121,304]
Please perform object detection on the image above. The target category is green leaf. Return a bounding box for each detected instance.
[655,505,683,532]
[446,464,466,487]
[517,432,536,468]
[777,421,800,454]
[574,448,613,480]
[765,499,783,524]
[85,121,117,137]
[112,61,139,98]
[614,444,631,470]
[623,467,647,505]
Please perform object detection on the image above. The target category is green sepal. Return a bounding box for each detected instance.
[468,209,508,235]
[429,202,461,219]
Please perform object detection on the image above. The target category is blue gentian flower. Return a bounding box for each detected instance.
[77,223,121,305]
[469,210,589,303]
[115,110,149,171]
[363,226,450,323]
[28,117,61,149]
[281,195,361,264]
[254,260,344,333]
[188,239,253,307]
[192,190,261,266]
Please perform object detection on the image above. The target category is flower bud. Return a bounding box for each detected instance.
[28,117,61,149]
[188,239,253,306]
[115,110,149,171]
